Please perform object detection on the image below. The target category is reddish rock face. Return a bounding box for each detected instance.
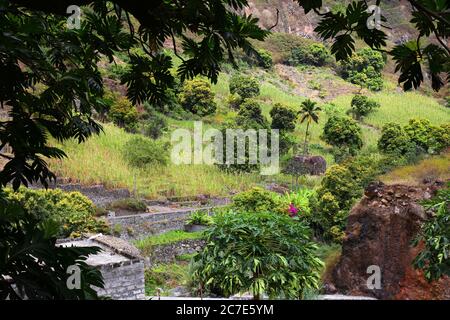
[330,181,450,300]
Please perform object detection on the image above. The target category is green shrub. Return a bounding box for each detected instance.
[232,187,285,215]
[236,99,269,130]
[229,74,260,100]
[339,48,385,91]
[270,103,297,132]
[123,136,169,167]
[312,163,365,242]
[190,211,323,299]
[226,93,243,110]
[106,63,129,80]
[404,119,450,154]
[289,43,332,66]
[348,94,380,120]
[378,122,415,155]
[0,194,104,299]
[139,111,168,139]
[5,188,109,238]
[270,104,297,155]
[279,189,315,218]
[179,78,217,116]
[107,198,147,212]
[217,101,269,173]
[186,211,214,226]
[278,131,297,155]
[109,95,139,132]
[321,115,363,157]
[257,49,273,69]
[413,183,450,281]
[144,263,189,296]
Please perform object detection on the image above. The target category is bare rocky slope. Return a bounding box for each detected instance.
[244,0,415,42]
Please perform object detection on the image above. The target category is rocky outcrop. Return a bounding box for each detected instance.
[330,181,450,300]
[283,155,327,176]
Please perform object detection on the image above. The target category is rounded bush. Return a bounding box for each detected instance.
[229,74,260,99]
[349,94,380,120]
[236,99,269,129]
[378,122,413,154]
[190,211,323,299]
[5,188,109,238]
[289,43,332,66]
[123,136,169,167]
[321,115,363,155]
[109,96,139,132]
[270,103,297,132]
[179,78,217,116]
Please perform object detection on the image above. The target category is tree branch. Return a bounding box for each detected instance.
[268,8,279,31]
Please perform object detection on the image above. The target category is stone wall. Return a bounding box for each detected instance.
[30,180,130,207]
[60,235,146,300]
[147,239,206,266]
[96,260,145,300]
[108,207,214,240]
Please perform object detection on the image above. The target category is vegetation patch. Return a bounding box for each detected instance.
[134,230,204,256]
[107,198,148,212]
[144,263,190,296]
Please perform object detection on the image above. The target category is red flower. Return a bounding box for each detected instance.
[288,203,299,217]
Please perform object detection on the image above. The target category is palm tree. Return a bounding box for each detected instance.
[298,99,321,155]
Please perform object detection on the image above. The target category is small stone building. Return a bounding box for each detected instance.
[59,234,145,300]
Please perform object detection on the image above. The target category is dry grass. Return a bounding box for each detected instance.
[380,152,450,185]
[49,123,261,199]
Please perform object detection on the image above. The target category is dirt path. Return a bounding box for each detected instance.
[274,64,362,101]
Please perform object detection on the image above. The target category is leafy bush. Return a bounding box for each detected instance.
[256,49,273,69]
[232,187,285,215]
[339,48,385,91]
[270,103,297,132]
[109,95,139,132]
[348,94,380,120]
[312,155,385,242]
[289,43,332,66]
[179,78,217,116]
[321,115,363,157]
[378,122,414,155]
[0,194,104,299]
[279,189,316,218]
[107,198,147,212]
[245,49,273,69]
[106,63,129,80]
[123,136,169,167]
[404,119,450,154]
[190,211,323,299]
[232,187,287,213]
[144,263,189,296]
[236,99,269,130]
[4,188,109,238]
[226,93,243,110]
[217,101,269,173]
[270,103,297,154]
[139,111,168,139]
[186,211,214,226]
[413,183,450,281]
[229,74,260,100]
[233,187,315,218]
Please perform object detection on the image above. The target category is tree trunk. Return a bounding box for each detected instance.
[304,121,310,155]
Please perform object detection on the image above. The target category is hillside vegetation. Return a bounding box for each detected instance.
[49,30,450,199]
